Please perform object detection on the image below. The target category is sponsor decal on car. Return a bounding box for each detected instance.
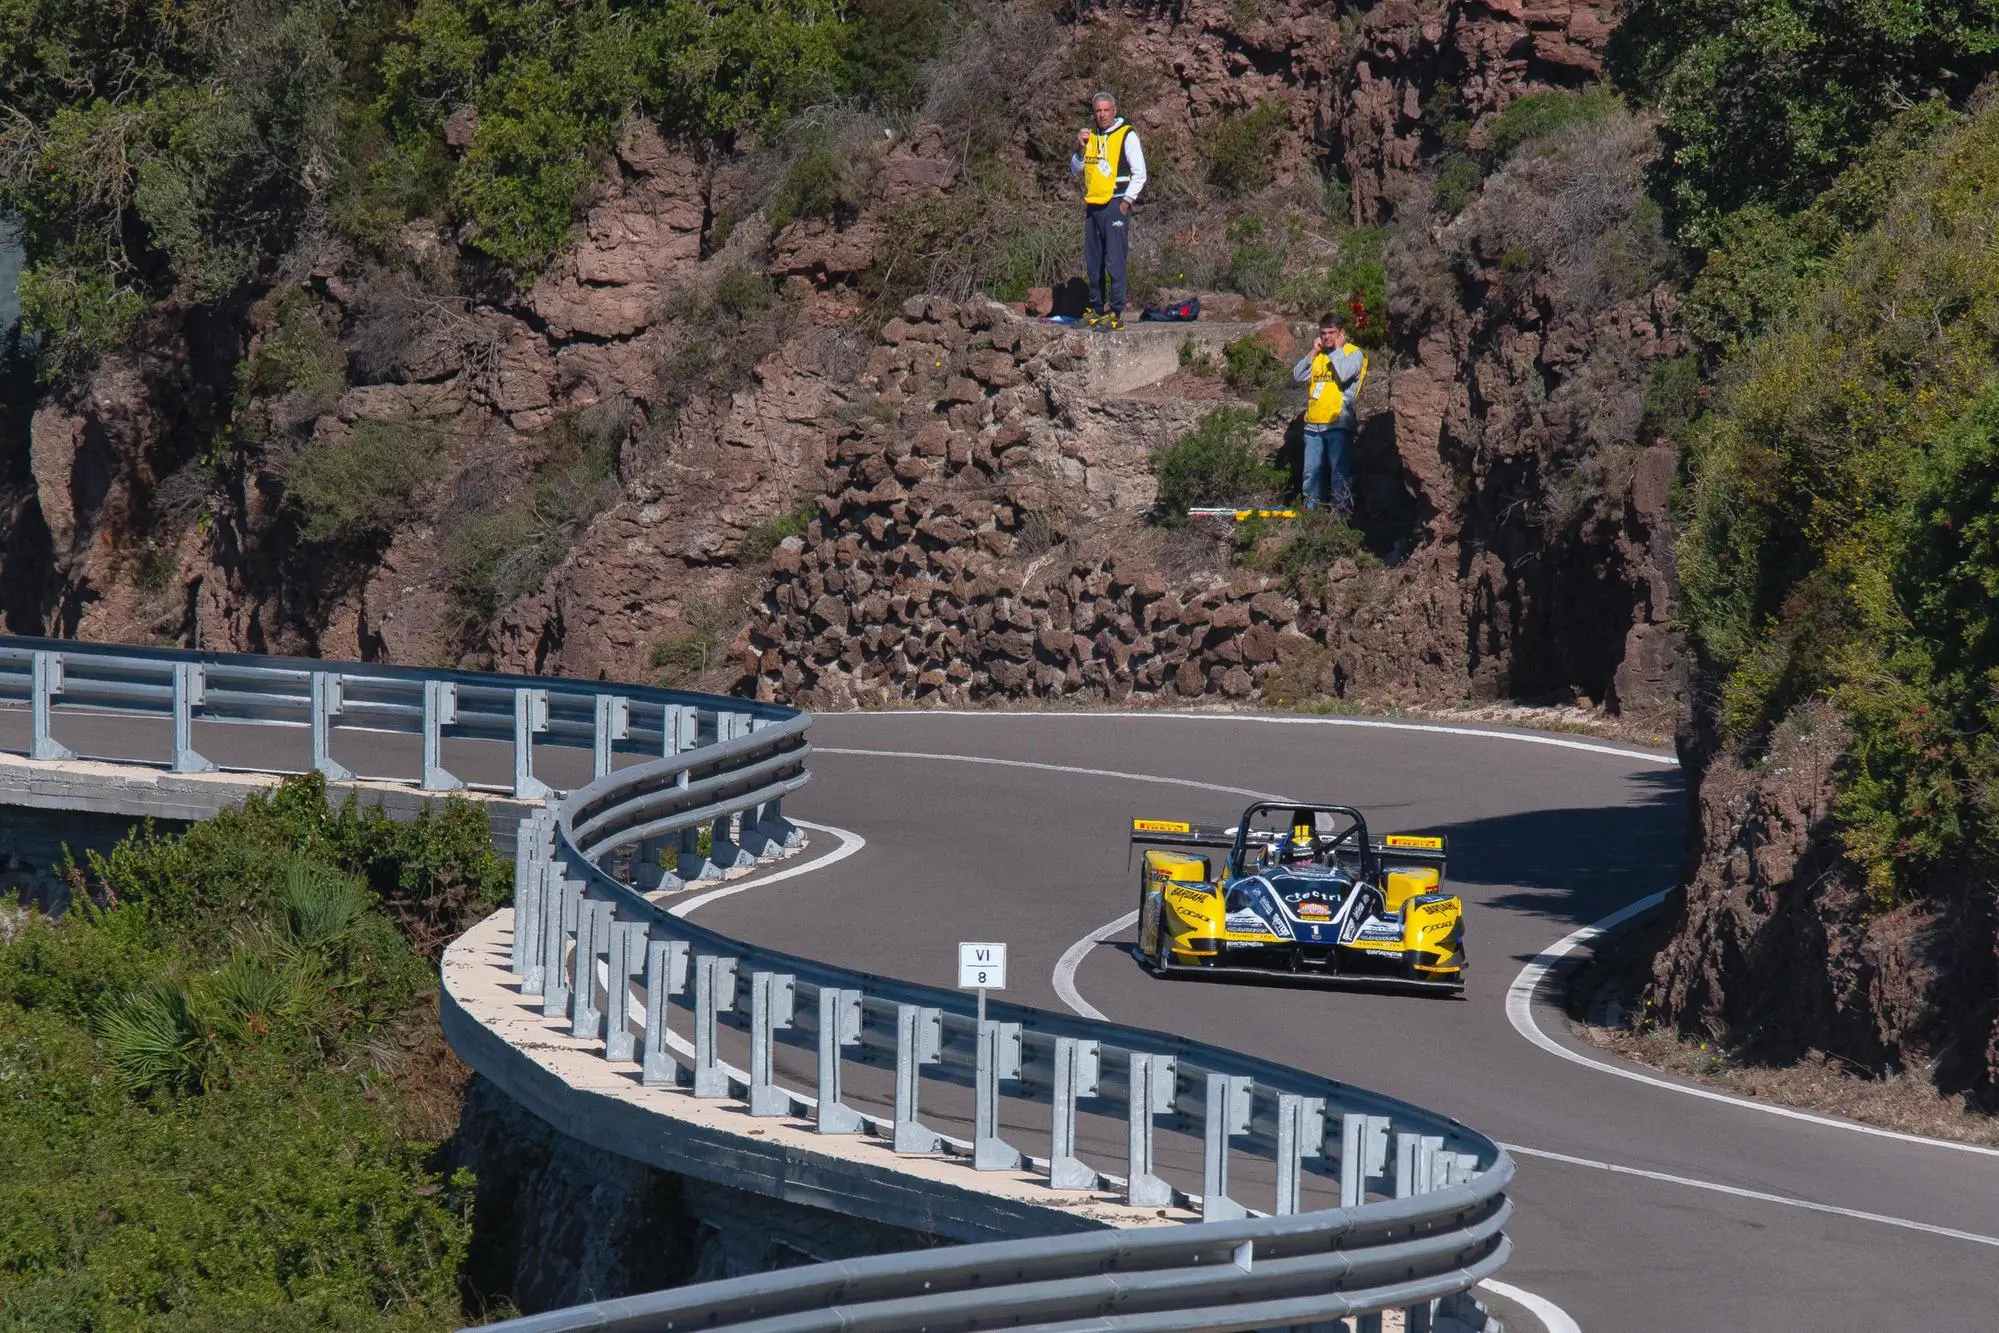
[1133,819,1193,833]
[1383,834,1444,850]
[1296,902,1332,919]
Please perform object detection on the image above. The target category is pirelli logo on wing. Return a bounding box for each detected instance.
[1132,818,1193,833]
[1383,834,1445,850]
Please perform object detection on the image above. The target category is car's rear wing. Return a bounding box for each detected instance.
[1129,818,1237,850]
[1372,833,1448,864]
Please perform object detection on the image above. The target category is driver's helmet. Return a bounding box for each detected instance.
[1281,822,1319,865]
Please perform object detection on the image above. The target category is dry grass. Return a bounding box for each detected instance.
[1572,1021,1999,1148]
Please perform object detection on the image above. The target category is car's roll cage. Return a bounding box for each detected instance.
[1226,802,1371,880]
[1131,802,1448,886]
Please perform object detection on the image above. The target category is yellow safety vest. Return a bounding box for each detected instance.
[1304,344,1368,425]
[1082,123,1134,206]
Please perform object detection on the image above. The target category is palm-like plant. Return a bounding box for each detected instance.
[280,862,369,947]
[97,979,213,1095]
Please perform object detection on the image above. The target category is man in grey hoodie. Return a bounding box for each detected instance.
[1291,315,1369,512]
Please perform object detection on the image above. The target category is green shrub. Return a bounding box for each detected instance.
[1200,103,1290,193]
[0,773,501,1325]
[1178,336,1216,377]
[1222,333,1291,418]
[713,265,776,318]
[740,497,819,563]
[835,0,958,111]
[1279,228,1389,347]
[15,267,150,378]
[1432,154,1482,216]
[1246,508,1366,581]
[287,419,447,544]
[444,402,623,617]
[1607,0,1997,245]
[1677,102,1999,901]
[1224,217,1282,298]
[1483,87,1621,161]
[769,149,846,231]
[1149,407,1281,523]
[650,598,736,685]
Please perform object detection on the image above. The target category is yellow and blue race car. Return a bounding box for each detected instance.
[1131,801,1465,994]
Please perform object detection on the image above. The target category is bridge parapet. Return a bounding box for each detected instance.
[0,635,1513,1333]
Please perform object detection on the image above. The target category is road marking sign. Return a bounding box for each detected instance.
[958,942,1007,990]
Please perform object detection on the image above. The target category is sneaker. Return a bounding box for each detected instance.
[1084,307,1106,326]
[1102,311,1124,330]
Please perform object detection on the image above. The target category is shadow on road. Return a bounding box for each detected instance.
[1420,768,1685,945]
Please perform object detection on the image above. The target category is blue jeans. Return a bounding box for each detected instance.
[1302,423,1352,511]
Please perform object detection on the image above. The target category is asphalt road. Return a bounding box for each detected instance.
[684,712,1999,1333]
[15,698,1999,1329]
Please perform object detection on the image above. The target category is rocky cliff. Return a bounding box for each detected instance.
[0,0,1675,721]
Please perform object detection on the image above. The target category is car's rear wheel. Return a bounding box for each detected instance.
[1138,883,1173,976]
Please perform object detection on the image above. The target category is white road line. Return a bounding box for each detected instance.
[816,747,1286,801]
[668,820,866,917]
[830,709,1679,767]
[1502,1143,1999,1249]
[1477,1279,1583,1333]
[1054,909,1136,1021]
[1505,892,1999,1159]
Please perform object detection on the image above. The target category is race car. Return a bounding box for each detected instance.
[1131,801,1465,994]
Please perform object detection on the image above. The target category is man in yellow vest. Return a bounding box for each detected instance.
[1071,92,1147,330]
[1291,314,1369,512]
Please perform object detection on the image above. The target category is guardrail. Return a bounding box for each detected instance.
[0,637,793,803]
[0,635,1514,1333]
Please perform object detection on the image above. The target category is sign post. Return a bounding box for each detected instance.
[957,941,1007,1025]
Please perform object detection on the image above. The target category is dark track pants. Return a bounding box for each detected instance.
[1083,202,1130,314]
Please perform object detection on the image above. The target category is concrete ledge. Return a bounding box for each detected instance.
[443,909,1192,1244]
[0,752,537,853]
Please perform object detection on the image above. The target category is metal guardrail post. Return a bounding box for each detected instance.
[641,936,689,1086]
[816,987,865,1133]
[170,663,215,772]
[604,919,648,1061]
[593,695,630,780]
[1126,1051,1175,1207]
[310,672,352,780]
[749,971,797,1115]
[974,1020,1025,1170]
[422,680,462,790]
[571,899,612,1040]
[710,813,756,870]
[514,688,551,799]
[674,706,699,754]
[660,703,682,757]
[892,1004,943,1153]
[513,821,539,975]
[543,874,581,1018]
[1201,1073,1253,1222]
[1341,1112,1392,1209]
[1049,1037,1100,1189]
[678,826,720,881]
[634,837,683,892]
[1397,1134,1447,1333]
[1275,1093,1325,1216]
[30,651,72,761]
[692,954,739,1097]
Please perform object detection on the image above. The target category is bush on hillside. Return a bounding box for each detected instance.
[0,773,506,1324]
[1607,0,1999,245]
[441,397,627,619]
[286,419,448,544]
[1677,102,1999,902]
[1149,407,1282,524]
[1200,103,1290,193]
[1482,86,1621,162]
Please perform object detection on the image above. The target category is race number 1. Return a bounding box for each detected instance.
[958,942,1007,990]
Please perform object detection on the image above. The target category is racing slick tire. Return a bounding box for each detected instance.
[1137,884,1173,976]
